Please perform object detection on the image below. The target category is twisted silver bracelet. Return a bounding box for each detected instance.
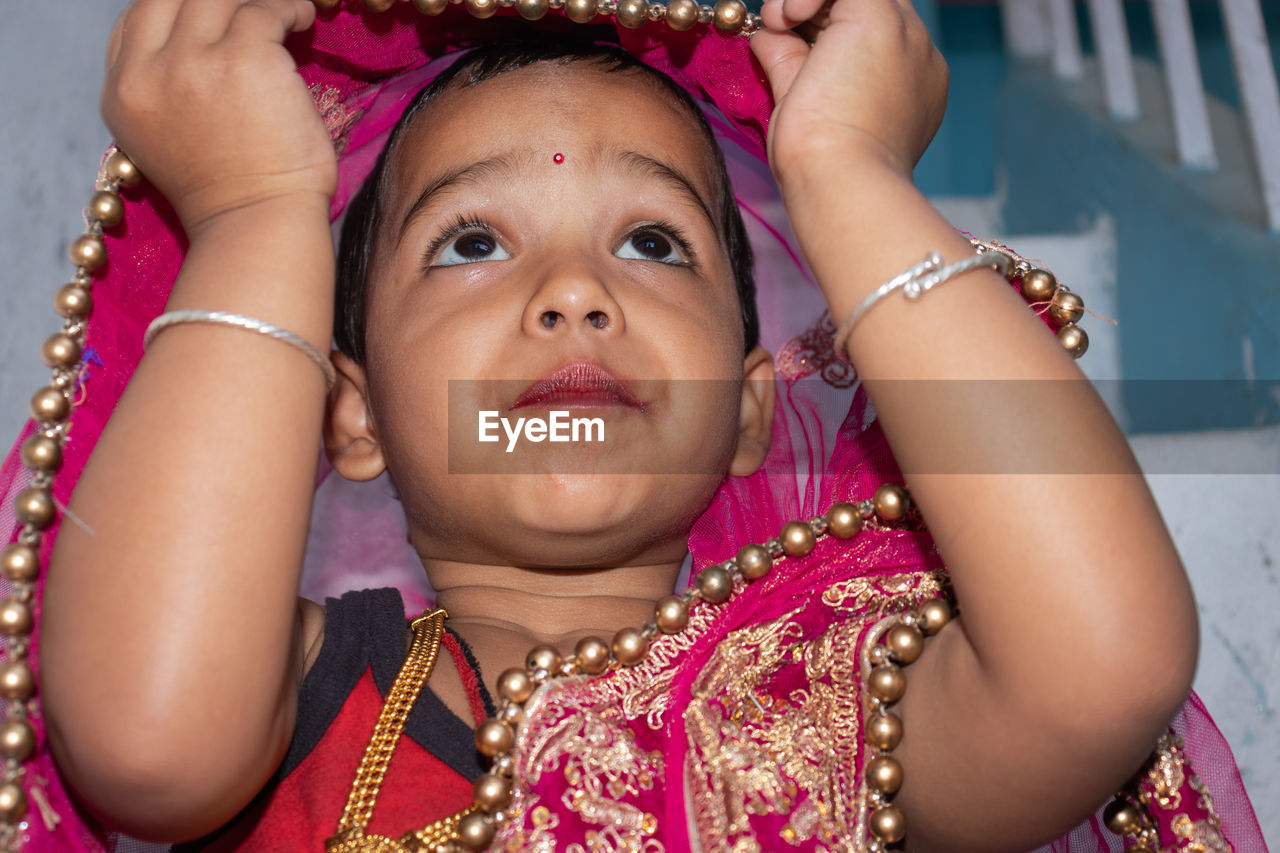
[832,250,1014,361]
[144,310,336,390]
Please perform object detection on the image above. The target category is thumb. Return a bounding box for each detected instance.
[750,28,809,105]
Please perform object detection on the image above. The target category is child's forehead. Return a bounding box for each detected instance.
[389,62,719,188]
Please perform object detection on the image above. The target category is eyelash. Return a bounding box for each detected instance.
[631,219,698,267]
[420,213,495,271]
[417,215,699,270]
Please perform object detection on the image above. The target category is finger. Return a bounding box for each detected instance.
[170,0,313,45]
[749,28,810,105]
[108,0,184,68]
[778,0,829,29]
[222,0,318,45]
[170,0,258,45]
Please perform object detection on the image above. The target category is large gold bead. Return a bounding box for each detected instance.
[497,668,534,704]
[0,600,33,637]
[655,595,689,634]
[865,712,903,751]
[1103,798,1141,836]
[412,0,450,12]
[869,805,906,843]
[42,332,82,369]
[697,565,732,604]
[612,627,649,666]
[473,773,513,812]
[885,623,925,665]
[55,283,93,319]
[104,150,141,187]
[574,636,610,674]
[87,190,124,228]
[465,0,499,17]
[872,484,909,521]
[14,487,56,528]
[1020,268,1057,302]
[1057,323,1089,359]
[665,0,698,29]
[517,0,550,18]
[21,435,62,473]
[564,0,598,22]
[0,720,35,762]
[69,233,107,271]
[526,645,562,675]
[712,0,745,30]
[0,662,35,700]
[1049,289,1085,325]
[0,544,39,582]
[312,0,342,8]
[475,720,515,757]
[0,782,26,824]
[363,0,397,11]
[735,543,771,581]
[867,664,906,704]
[826,502,862,539]
[780,521,816,558]
[456,811,496,850]
[30,386,70,423]
[918,599,952,635]
[865,756,903,794]
[615,0,648,28]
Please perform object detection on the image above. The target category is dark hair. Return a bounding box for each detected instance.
[334,36,759,362]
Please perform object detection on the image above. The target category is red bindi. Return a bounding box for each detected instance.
[553,153,565,164]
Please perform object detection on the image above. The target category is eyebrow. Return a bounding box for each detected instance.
[396,154,522,244]
[395,147,719,244]
[612,148,719,234]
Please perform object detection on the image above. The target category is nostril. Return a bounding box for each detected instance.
[540,311,561,330]
[587,311,609,330]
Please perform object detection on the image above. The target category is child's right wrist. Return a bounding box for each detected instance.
[180,190,334,247]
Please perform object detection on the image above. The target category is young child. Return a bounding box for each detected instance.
[10,0,1262,850]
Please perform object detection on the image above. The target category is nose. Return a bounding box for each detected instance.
[522,259,624,339]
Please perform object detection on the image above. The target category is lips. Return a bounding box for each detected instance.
[510,362,646,411]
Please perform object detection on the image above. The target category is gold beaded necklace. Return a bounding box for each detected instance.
[325,489,951,852]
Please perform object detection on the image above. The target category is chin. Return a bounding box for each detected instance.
[519,471,716,529]
[490,471,722,561]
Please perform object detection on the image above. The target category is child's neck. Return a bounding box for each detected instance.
[424,558,685,722]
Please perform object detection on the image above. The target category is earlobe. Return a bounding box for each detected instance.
[728,346,776,477]
[324,351,387,483]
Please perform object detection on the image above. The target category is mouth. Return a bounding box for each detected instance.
[510,362,646,412]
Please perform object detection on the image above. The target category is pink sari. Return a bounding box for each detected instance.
[0,5,1266,851]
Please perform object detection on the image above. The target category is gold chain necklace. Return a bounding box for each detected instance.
[325,608,480,852]
[325,489,950,852]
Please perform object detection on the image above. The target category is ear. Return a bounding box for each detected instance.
[728,346,776,477]
[324,351,387,483]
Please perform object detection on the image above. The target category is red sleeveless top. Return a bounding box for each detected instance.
[176,589,487,851]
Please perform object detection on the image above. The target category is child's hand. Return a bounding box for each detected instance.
[101,0,333,234]
[751,0,948,183]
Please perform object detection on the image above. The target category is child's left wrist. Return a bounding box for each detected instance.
[772,129,913,201]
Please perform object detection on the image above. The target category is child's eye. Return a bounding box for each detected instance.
[432,230,511,267]
[615,226,692,265]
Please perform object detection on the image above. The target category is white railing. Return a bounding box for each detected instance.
[1000,0,1280,232]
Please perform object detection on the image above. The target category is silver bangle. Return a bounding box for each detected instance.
[832,249,1014,361]
[143,310,336,390]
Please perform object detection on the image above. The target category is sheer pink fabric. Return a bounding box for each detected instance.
[0,4,1265,850]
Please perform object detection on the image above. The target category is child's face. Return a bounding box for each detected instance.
[330,62,771,569]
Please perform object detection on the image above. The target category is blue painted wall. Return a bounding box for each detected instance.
[922,1,1280,197]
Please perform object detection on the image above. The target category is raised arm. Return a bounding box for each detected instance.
[41,0,334,841]
[752,2,1197,850]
